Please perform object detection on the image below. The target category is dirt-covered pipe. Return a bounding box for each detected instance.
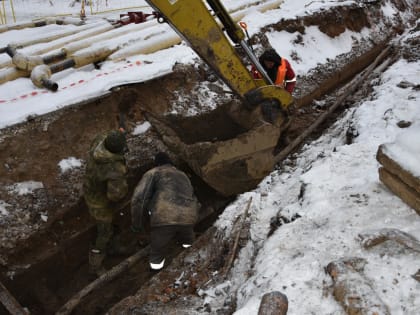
[30,59,78,91]
[12,52,44,71]
[29,45,117,91]
[0,68,27,84]
[30,64,58,91]
[11,49,69,72]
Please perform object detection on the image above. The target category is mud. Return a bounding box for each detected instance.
[0,1,417,314]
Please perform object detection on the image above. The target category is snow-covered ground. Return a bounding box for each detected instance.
[205,55,420,314]
[0,0,419,314]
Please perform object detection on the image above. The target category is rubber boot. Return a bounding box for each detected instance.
[88,249,106,277]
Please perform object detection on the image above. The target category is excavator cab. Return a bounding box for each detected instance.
[144,0,293,196]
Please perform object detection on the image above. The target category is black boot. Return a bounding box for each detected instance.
[88,249,106,277]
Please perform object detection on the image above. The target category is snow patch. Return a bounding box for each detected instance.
[0,201,10,216]
[58,157,83,173]
[7,181,44,195]
[132,121,151,135]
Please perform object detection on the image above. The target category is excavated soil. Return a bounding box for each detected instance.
[0,2,417,314]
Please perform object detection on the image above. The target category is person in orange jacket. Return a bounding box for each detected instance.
[252,48,297,94]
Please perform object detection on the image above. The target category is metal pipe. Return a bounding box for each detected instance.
[240,39,273,85]
[41,78,58,92]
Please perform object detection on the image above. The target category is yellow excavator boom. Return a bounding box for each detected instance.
[145,0,293,109]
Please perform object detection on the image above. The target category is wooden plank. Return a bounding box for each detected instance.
[56,246,150,315]
[377,144,420,195]
[379,167,420,215]
[0,280,28,315]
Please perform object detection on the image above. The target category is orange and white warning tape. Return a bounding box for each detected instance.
[0,60,142,104]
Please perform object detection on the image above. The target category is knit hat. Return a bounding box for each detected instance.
[104,130,127,153]
[259,48,281,65]
[154,152,172,166]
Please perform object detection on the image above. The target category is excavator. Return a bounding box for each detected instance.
[144,0,293,196]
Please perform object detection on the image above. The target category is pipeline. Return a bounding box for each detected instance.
[0,23,110,67]
[0,16,85,34]
[30,45,118,91]
[0,20,158,85]
[0,21,105,68]
[8,23,116,72]
[0,21,119,84]
[0,16,158,85]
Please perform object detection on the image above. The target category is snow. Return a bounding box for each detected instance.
[210,54,420,315]
[0,0,419,314]
[7,181,44,195]
[132,121,151,135]
[0,201,10,216]
[267,26,371,74]
[58,156,83,173]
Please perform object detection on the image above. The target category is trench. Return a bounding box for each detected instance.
[0,38,395,315]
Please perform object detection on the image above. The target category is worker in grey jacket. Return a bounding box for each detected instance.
[131,152,200,271]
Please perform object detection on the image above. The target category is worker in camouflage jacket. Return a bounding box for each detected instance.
[83,129,128,276]
[131,152,200,271]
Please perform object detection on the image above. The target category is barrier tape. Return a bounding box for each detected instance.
[0,60,142,104]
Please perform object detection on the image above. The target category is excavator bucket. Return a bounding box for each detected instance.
[147,101,289,196]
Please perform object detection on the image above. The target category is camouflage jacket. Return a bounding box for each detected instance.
[83,132,128,209]
[131,164,199,228]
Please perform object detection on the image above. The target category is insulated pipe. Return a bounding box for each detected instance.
[3,20,157,78]
[9,22,116,71]
[0,67,26,84]
[30,46,118,90]
[0,22,104,68]
[0,16,84,34]
[28,22,116,56]
[108,26,180,60]
[30,64,58,91]
[0,22,155,84]
[10,50,69,72]
[230,0,284,21]
[59,20,157,58]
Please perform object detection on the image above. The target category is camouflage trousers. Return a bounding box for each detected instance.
[87,205,114,252]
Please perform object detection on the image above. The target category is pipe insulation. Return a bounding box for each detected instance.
[0,67,26,84]
[11,22,116,71]
[61,19,158,57]
[23,22,115,56]
[0,22,106,68]
[0,16,85,34]
[0,22,155,84]
[30,45,118,90]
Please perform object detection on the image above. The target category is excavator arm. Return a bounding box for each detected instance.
[143,0,294,196]
[145,0,293,109]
